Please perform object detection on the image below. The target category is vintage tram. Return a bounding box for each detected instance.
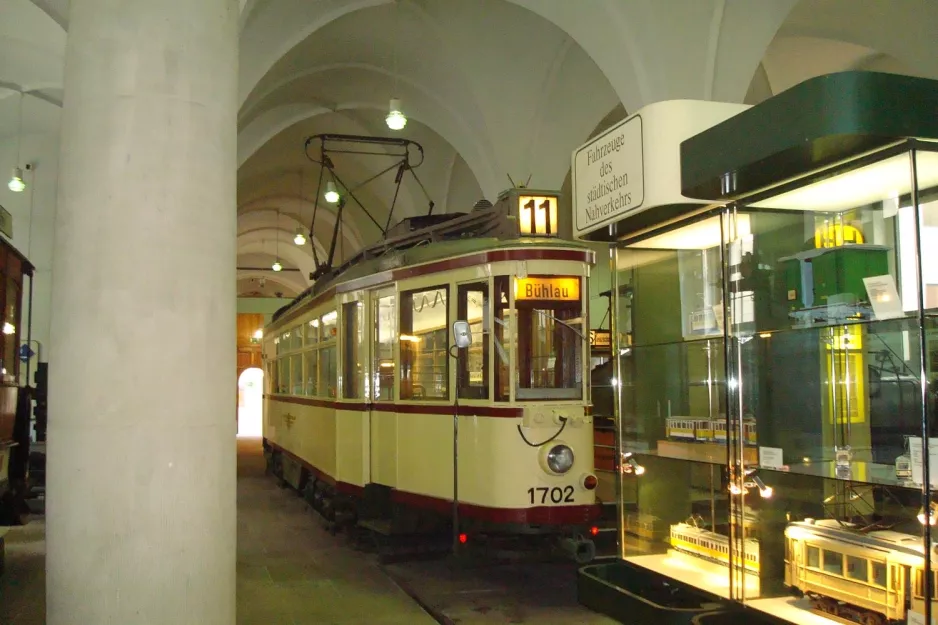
[262,190,601,559]
[0,233,35,530]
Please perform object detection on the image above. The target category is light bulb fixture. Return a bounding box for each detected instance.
[272,260,283,272]
[7,167,24,193]
[294,228,307,245]
[919,502,938,526]
[752,475,773,499]
[621,452,645,476]
[324,181,340,204]
[386,98,407,130]
[2,322,14,335]
[730,468,774,499]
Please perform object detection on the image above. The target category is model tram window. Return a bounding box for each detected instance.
[823,549,843,575]
[400,286,449,401]
[343,301,364,399]
[513,275,583,400]
[374,293,396,401]
[457,283,488,400]
[845,555,867,582]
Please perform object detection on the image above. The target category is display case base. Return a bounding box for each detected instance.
[657,440,758,464]
[577,560,785,624]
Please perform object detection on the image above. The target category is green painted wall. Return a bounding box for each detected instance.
[237,297,293,327]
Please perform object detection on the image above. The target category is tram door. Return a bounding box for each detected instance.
[369,288,397,486]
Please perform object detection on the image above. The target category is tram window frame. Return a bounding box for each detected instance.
[317,311,338,398]
[494,276,511,402]
[871,561,886,588]
[399,285,449,401]
[304,347,318,397]
[513,275,584,401]
[846,555,868,583]
[1,265,20,384]
[374,293,396,402]
[343,301,365,399]
[822,549,844,576]
[806,545,820,569]
[457,282,489,400]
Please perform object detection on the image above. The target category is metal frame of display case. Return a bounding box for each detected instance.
[580,72,938,625]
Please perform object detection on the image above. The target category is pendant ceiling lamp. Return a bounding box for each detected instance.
[272,211,282,271]
[386,2,406,131]
[8,93,25,192]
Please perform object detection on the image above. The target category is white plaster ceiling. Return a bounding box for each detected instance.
[4,0,938,298]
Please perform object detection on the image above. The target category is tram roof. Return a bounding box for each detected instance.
[268,234,595,328]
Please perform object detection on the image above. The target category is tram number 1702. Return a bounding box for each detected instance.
[527,486,575,504]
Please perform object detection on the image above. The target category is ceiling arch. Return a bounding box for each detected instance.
[239,0,394,106]
[238,238,315,286]
[744,0,938,104]
[237,197,364,252]
[237,271,306,297]
[238,224,328,263]
[237,66,501,200]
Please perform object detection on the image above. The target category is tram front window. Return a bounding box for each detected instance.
[514,275,584,401]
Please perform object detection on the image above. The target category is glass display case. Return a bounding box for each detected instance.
[614,140,938,624]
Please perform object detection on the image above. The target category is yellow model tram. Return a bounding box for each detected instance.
[785,519,938,625]
[262,190,602,557]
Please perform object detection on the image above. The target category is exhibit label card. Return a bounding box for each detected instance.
[908,437,938,487]
[863,275,903,320]
[759,446,784,469]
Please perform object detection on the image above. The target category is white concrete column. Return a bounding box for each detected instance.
[46,1,238,623]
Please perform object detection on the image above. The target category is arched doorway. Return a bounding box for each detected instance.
[237,367,264,438]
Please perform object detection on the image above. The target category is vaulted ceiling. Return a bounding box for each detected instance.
[3,0,937,298]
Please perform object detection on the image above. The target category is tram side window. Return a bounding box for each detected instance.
[277,358,289,394]
[290,353,303,395]
[871,561,886,588]
[321,344,337,398]
[823,549,844,576]
[320,311,338,397]
[2,275,19,383]
[343,301,364,399]
[806,545,819,568]
[457,282,489,400]
[400,286,448,401]
[374,294,396,401]
[304,348,318,396]
[514,275,583,400]
[494,276,511,402]
[846,556,868,583]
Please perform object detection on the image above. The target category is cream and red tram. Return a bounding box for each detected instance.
[261,192,601,547]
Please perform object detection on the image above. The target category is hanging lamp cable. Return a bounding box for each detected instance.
[15,92,23,165]
[393,1,400,95]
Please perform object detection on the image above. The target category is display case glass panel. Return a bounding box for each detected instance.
[615,142,938,625]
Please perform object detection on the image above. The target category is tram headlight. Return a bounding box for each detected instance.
[546,444,574,474]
